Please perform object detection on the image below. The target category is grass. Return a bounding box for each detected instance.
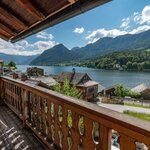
[123,110,150,122]
[124,102,150,109]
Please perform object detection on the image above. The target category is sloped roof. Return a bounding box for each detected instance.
[104,84,118,91]
[30,76,56,87]
[131,83,149,93]
[98,84,105,93]
[57,72,90,85]
[0,0,111,42]
[78,80,99,87]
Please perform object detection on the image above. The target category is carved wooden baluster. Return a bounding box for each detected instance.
[99,125,112,150]
[13,85,16,108]
[33,94,38,127]
[44,100,48,138]
[62,107,69,150]
[58,105,63,148]
[30,93,35,126]
[47,100,53,142]
[119,134,136,150]
[15,86,17,109]
[41,98,47,137]
[71,112,81,150]
[54,103,60,148]
[82,118,95,150]
[51,102,55,144]
[21,89,27,126]
[37,96,42,131]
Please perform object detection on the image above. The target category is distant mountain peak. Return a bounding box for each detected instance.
[30,29,150,66]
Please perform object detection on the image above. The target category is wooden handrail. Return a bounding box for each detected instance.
[0,76,150,149]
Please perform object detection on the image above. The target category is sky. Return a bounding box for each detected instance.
[0,0,150,56]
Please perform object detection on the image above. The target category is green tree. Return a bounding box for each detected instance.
[8,61,16,68]
[114,84,125,97]
[114,84,141,98]
[54,79,82,99]
[70,83,82,99]
[62,78,70,96]
[54,82,61,93]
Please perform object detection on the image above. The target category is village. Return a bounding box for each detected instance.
[1,59,150,105]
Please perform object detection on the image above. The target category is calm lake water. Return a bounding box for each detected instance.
[17,65,150,88]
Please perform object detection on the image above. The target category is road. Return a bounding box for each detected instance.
[97,102,150,114]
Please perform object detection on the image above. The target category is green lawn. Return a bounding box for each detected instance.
[123,110,150,122]
[124,103,150,109]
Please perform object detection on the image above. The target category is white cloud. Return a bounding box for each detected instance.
[120,5,150,29]
[120,17,130,29]
[138,5,150,24]
[86,28,127,43]
[0,32,57,56]
[36,31,54,40]
[33,40,57,51]
[129,25,150,34]
[86,24,150,43]
[73,27,85,34]
[87,5,150,43]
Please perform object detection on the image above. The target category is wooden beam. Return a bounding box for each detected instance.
[11,0,111,42]
[68,0,77,4]
[0,23,17,36]
[0,33,9,41]
[0,6,28,29]
[16,0,45,20]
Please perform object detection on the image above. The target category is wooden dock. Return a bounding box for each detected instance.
[0,105,45,150]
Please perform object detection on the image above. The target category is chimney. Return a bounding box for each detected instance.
[21,74,28,81]
[72,68,76,74]
[13,73,18,79]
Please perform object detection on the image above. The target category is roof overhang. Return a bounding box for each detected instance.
[0,0,111,42]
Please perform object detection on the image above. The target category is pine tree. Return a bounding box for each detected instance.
[62,78,70,96]
[54,82,61,93]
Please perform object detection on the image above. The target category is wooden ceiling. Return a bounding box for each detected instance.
[0,0,111,42]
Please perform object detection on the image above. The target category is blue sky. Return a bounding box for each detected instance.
[0,0,150,55]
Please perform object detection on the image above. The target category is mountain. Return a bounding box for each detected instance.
[74,29,150,60]
[31,29,150,65]
[0,53,38,65]
[30,44,80,65]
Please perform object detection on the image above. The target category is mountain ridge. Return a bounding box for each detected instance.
[0,53,38,65]
[30,29,150,65]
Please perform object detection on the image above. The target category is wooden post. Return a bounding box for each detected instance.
[0,59,3,75]
[0,77,2,104]
[100,125,112,150]
[22,89,28,127]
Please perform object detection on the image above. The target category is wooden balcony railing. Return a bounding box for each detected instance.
[0,76,150,150]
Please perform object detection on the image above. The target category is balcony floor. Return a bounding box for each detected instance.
[0,105,45,150]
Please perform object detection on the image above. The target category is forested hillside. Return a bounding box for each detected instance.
[74,49,150,71]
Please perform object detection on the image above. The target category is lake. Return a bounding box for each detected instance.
[16,65,150,88]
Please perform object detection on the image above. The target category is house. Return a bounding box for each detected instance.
[27,67,44,76]
[131,83,150,100]
[57,71,99,101]
[0,59,3,75]
[102,85,118,96]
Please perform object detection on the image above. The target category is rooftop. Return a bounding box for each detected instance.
[131,83,149,93]
[57,72,90,85]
